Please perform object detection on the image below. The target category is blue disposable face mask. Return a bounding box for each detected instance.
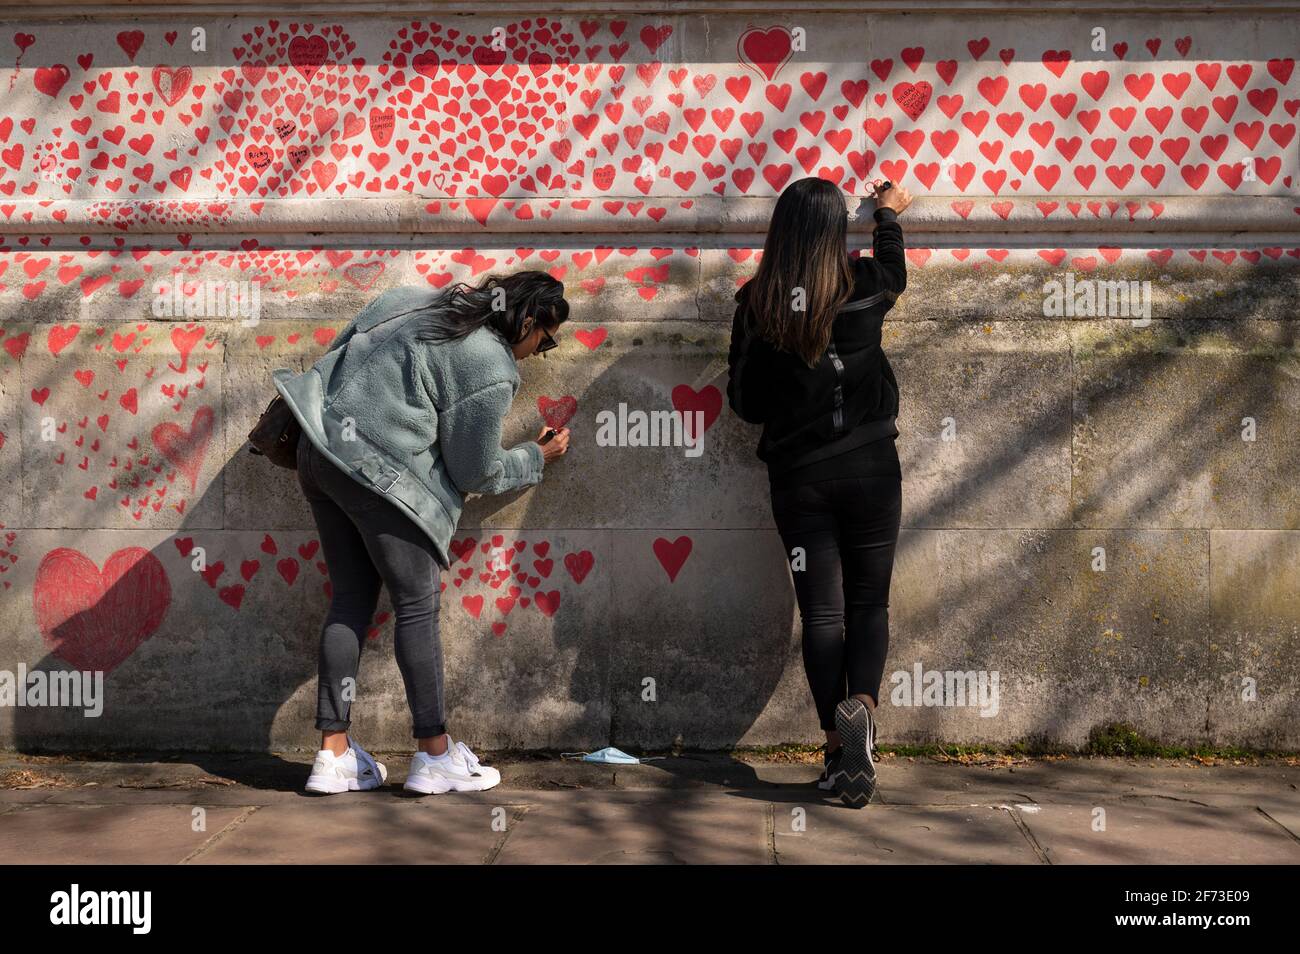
[561,747,662,765]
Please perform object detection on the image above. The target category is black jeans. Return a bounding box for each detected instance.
[297,437,446,739]
[770,474,902,732]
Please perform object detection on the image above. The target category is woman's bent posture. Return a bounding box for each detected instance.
[274,272,571,795]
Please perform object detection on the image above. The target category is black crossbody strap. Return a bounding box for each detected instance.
[837,290,892,313]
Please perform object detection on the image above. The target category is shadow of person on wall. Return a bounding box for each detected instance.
[11,449,322,791]
[463,308,802,789]
[16,256,1285,803]
[9,309,797,795]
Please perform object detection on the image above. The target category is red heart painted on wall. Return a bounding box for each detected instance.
[653,536,693,583]
[34,64,71,98]
[534,590,561,617]
[564,549,594,584]
[737,27,793,82]
[151,405,214,492]
[33,547,171,673]
[670,384,722,439]
[288,34,329,81]
[343,261,384,289]
[538,394,577,429]
[151,65,192,106]
[892,80,933,121]
[573,327,608,350]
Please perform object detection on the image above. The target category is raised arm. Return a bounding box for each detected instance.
[858,180,912,297]
[865,208,907,296]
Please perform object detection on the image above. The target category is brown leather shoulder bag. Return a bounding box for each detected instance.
[247,394,301,469]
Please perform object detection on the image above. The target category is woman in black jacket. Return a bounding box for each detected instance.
[727,175,912,808]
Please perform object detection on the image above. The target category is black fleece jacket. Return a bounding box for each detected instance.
[727,207,906,472]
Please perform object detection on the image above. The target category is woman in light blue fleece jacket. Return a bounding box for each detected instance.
[273,272,571,796]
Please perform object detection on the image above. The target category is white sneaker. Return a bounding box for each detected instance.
[305,739,388,794]
[403,740,501,795]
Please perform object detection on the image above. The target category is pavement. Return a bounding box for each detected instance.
[1,752,1297,865]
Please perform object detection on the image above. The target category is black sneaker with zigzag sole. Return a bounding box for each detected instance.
[833,698,876,808]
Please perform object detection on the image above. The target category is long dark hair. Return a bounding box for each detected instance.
[413,271,569,344]
[738,177,853,367]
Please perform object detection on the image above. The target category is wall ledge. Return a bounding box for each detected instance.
[3,195,1296,237]
[5,1,1300,14]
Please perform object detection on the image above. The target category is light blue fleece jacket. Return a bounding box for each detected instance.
[273,286,545,568]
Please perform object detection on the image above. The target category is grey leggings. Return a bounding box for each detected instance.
[296,437,446,739]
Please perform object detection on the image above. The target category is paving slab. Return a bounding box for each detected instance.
[494,791,771,864]
[1018,800,1300,865]
[1256,801,1300,841]
[773,803,1039,865]
[0,803,246,865]
[866,758,1300,808]
[190,796,514,865]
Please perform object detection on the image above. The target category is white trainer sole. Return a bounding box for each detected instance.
[403,767,501,796]
[305,759,387,795]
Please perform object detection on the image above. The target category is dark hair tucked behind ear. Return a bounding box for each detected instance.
[412,270,569,344]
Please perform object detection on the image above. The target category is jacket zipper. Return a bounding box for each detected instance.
[826,341,846,436]
[825,291,890,437]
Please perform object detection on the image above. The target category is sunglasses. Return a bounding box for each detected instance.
[535,325,559,354]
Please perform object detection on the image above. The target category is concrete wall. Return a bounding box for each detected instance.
[1,2,1298,753]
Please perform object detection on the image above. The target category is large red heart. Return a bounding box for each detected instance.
[151,405,214,492]
[287,34,329,82]
[33,547,171,673]
[738,27,794,82]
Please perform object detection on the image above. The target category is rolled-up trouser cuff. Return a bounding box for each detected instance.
[316,718,350,732]
[413,722,447,739]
